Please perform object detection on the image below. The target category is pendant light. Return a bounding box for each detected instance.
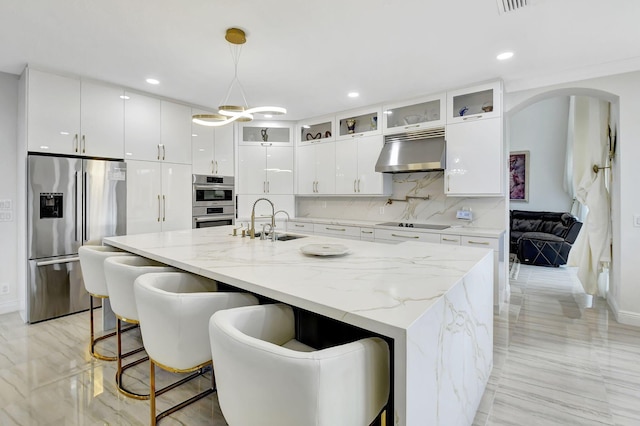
[193,28,286,127]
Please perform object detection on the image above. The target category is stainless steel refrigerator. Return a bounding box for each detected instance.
[27,154,126,323]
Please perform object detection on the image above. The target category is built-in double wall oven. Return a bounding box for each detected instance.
[192,175,235,228]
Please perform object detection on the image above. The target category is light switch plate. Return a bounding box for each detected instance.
[634,214,640,227]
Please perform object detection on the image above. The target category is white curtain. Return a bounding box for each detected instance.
[566,96,612,296]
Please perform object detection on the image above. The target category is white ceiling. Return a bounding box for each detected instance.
[1,0,640,120]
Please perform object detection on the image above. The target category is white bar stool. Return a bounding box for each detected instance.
[209,303,390,426]
[134,272,259,425]
[104,255,177,400]
[78,245,131,361]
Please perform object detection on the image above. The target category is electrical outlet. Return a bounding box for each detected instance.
[634,214,640,227]
[379,206,385,215]
[1,284,9,295]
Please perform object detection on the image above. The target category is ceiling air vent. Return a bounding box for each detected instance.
[496,0,530,14]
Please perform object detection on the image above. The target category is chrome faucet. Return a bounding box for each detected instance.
[274,210,290,223]
[250,198,275,239]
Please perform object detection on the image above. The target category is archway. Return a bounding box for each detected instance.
[505,87,619,302]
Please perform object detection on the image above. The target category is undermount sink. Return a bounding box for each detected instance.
[254,232,306,241]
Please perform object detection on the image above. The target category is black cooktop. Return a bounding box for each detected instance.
[377,222,450,230]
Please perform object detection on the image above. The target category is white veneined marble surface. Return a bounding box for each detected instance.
[104,226,494,426]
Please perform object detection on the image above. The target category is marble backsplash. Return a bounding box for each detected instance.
[296,172,507,229]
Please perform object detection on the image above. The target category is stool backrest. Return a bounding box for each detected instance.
[78,245,129,297]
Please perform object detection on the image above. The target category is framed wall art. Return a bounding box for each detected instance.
[509,151,529,202]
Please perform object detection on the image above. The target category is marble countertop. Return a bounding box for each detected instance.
[104,226,493,337]
[287,217,505,239]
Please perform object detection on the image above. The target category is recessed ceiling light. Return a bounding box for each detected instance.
[192,134,198,137]
[348,92,359,98]
[146,78,160,85]
[383,110,392,115]
[496,51,514,61]
[302,125,311,129]
[263,114,273,118]
[120,95,130,100]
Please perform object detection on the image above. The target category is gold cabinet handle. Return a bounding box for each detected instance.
[74,134,79,152]
[82,135,86,153]
[391,233,419,239]
[326,227,346,232]
[162,195,166,221]
[442,238,458,242]
[294,224,305,227]
[157,195,161,221]
[467,240,489,245]
[361,230,373,234]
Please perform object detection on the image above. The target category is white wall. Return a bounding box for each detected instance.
[506,70,639,326]
[0,72,19,314]
[508,96,573,213]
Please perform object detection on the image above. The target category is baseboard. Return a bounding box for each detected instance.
[608,296,640,327]
[0,299,20,316]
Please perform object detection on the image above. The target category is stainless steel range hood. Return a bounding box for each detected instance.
[375,127,446,173]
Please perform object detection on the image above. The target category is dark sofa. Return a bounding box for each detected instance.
[510,210,582,267]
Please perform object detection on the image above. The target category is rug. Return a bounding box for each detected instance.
[509,254,521,280]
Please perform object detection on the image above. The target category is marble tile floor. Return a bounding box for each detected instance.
[473,264,640,426]
[1,264,639,425]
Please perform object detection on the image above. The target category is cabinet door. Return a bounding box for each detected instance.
[214,125,235,176]
[161,162,193,231]
[124,92,161,161]
[447,81,501,124]
[80,81,124,159]
[335,139,358,194]
[238,145,267,194]
[314,142,336,194]
[265,146,293,194]
[27,69,81,155]
[126,160,162,235]
[191,109,215,175]
[357,135,389,195]
[161,101,192,164]
[382,93,446,135]
[296,144,317,195]
[446,117,502,196]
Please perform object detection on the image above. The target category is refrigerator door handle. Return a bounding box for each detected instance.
[74,171,79,242]
[36,257,80,267]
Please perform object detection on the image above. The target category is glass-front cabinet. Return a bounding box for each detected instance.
[446,81,502,124]
[335,107,382,140]
[297,115,335,144]
[382,93,446,134]
[239,121,292,147]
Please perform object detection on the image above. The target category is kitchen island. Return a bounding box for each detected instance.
[104,226,494,426]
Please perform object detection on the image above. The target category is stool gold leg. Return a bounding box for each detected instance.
[150,360,157,426]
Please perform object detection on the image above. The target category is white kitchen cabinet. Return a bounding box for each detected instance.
[462,235,503,307]
[239,121,292,146]
[126,160,192,235]
[160,101,192,164]
[382,93,446,134]
[374,228,440,244]
[336,106,382,140]
[298,115,335,144]
[313,223,361,240]
[124,92,162,161]
[446,81,501,124]
[238,144,293,195]
[26,68,124,158]
[296,142,335,195]
[191,110,234,176]
[440,234,462,245]
[335,134,391,195]
[445,117,502,196]
[286,221,314,234]
[360,227,375,241]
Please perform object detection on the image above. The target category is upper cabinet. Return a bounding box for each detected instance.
[446,81,502,124]
[297,115,335,145]
[335,135,391,196]
[124,95,192,164]
[26,68,124,158]
[382,93,446,134]
[335,107,382,140]
[160,101,192,164]
[191,110,234,176]
[123,92,161,161]
[239,121,292,147]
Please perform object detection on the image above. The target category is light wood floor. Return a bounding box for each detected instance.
[1,264,639,425]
